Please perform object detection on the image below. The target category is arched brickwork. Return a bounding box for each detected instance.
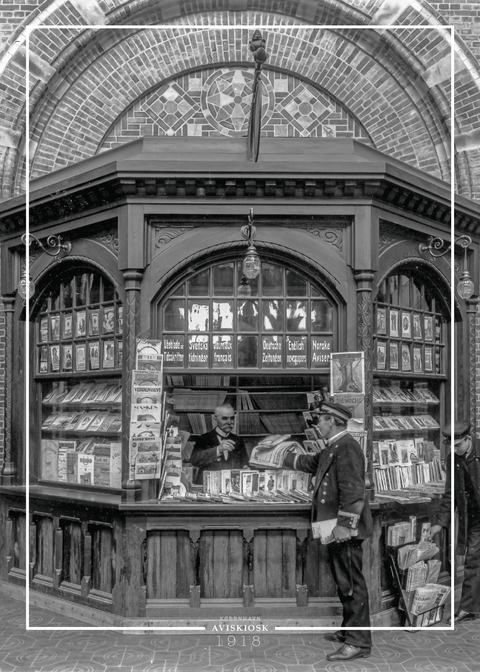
[0,1,479,200]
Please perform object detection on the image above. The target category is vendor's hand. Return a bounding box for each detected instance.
[217,439,235,458]
[332,525,352,543]
[429,524,443,538]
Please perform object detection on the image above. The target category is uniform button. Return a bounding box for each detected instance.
[320,499,325,504]
[323,482,327,486]
[326,473,329,477]
[322,491,327,495]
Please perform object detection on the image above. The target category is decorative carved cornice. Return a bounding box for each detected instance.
[307,227,343,251]
[1,175,463,236]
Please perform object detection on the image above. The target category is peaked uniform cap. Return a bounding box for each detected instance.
[442,421,470,445]
[317,401,352,423]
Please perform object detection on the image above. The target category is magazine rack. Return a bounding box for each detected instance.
[388,546,445,627]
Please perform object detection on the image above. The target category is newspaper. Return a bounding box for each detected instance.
[411,583,451,615]
[249,435,304,469]
[397,541,439,570]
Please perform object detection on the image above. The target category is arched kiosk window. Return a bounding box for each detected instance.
[35,267,123,489]
[372,267,449,489]
[158,258,339,442]
[160,260,336,370]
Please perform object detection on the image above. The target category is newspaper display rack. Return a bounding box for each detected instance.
[387,527,450,627]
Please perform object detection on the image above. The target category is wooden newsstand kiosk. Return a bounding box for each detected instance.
[0,137,476,629]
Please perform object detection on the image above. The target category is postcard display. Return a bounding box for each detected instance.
[373,301,446,500]
[38,272,124,488]
[129,340,166,485]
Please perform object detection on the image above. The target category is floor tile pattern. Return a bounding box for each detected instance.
[0,590,478,672]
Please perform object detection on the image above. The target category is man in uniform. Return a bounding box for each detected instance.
[284,401,372,662]
[190,404,249,485]
[430,421,480,624]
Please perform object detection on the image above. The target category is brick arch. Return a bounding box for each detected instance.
[26,24,450,181]
[0,1,478,199]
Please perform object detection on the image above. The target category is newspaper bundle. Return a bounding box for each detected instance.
[249,434,304,469]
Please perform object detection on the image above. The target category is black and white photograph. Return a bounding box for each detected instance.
[0,2,477,668]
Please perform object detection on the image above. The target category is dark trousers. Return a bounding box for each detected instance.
[328,539,372,649]
[460,511,480,614]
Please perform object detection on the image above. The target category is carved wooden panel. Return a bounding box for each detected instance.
[253,530,297,599]
[91,525,114,594]
[35,516,54,579]
[62,522,83,585]
[304,536,336,597]
[146,530,195,600]
[200,530,244,599]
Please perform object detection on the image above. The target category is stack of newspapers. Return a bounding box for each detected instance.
[248,434,306,469]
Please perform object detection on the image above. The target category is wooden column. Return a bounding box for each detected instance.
[121,269,144,502]
[1,296,16,484]
[354,270,375,497]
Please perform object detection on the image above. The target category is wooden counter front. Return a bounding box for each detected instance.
[0,488,446,628]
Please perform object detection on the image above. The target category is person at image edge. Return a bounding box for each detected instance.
[430,420,480,624]
[190,404,249,484]
[284,401,373,662]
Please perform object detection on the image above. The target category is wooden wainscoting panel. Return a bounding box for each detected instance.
[253,530,297,599]
[92,525,113,594]
[62,521,83,586]
[35,516,54,580]
[304,536,336,598]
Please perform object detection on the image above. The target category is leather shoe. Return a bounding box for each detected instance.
[326,643,371,662]
[323,631,346,643]
[446,610,477,625]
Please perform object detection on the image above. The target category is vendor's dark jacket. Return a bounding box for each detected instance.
[190,429,249,484]
[435,438,480,554]
[284,431,373,539]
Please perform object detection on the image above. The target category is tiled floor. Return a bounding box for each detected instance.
[0,590,478,672]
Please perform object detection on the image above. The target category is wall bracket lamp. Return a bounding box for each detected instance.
[240,208,261,280]
[419,234,475,300]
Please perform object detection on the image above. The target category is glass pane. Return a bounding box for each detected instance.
[213,301,234,330]
[164,299,185,331]
[400,275,410,307]
[286,336,308,367]
[103,278,115,302]
[187,335,209,367]
[263,300,283,331]
[237,300,259,331]
[412,279,425,311]
[89,274,101,304]
[377,280,387,304]
[38,297,48,313]
[311,286,322,297]
[188,270,209,296]
[286,300,307,331]
[62,276,74,309]
[212,335,233,368]
[262,336,283,367]
[237,335,258,367]
[172,282,185,296]
[75,273,88,306]
[261,263,283,296]
[237,262,258,296]
[286,270,307,296]
[311,300,332,332]
[49,286,60,312]
[388,275,399,305]
[213,263,234,296]
[163,335,185,367]
[424,284,435,312]
[188,300,209,331]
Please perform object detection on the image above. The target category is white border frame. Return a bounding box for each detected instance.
[24,22,455,632]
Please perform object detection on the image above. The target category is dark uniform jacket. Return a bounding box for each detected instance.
[435,438,480,554]
[285,431,373,539]
[190,429,249,485]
